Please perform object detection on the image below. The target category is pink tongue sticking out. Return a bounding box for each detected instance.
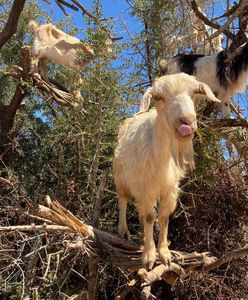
[178,124,192,137]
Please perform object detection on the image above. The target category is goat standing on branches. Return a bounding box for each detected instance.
[113,73,221,269]
[28,20,114,98]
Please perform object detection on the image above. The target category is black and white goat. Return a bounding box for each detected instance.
[159,42,248,118]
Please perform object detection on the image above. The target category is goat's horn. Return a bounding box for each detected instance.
[197,82,221,103]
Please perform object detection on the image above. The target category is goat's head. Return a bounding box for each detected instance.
[139,73,221,142]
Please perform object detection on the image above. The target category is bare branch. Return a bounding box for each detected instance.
[190,0,236,41]
[70,0,96,19]
[212,2,240,20]
[202,247,248,272]
[208,0,248,40]
[0,224,72,233]
[55,0,69,16]
[55,0,79,11]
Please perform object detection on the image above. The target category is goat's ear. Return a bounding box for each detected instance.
[195,82,221,102]
[137,87,153,114]
[137,84,166,115]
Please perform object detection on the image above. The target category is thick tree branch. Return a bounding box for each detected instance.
[0,0,26,50]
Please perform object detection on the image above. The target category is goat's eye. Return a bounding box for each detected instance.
[153,95,163,101]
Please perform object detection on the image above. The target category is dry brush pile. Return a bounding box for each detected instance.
[0,155,247,299]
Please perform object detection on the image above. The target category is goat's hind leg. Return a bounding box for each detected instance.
[118,195,130,240]
[39,57,49,82]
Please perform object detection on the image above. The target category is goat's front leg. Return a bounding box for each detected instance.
[158,188,178,265]
[137,200,156,270]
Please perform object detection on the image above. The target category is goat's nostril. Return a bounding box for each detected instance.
[179,118,192,126]
[179,118,189,125]
[179,116,196,126]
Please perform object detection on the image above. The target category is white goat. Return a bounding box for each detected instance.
[28,21,113,97]
[159,42,248,118]
[113,73,221,269]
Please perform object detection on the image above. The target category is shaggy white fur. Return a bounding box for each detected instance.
[113,73,220,269]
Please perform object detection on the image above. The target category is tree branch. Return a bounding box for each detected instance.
[190,0,236,41]
[212,2,240,20]
[208,0,248,40]
[202,247,248,272]
[0,224,72,233]
[0,0,26,50]
[70,0,96,19]
[206,118,248,128]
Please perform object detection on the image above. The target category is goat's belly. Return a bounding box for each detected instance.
[45,48,75,68]
[195,58,220,91]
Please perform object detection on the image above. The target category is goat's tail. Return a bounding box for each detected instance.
[28,20,38,32]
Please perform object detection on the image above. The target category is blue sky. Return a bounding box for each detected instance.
[40,0,141,41]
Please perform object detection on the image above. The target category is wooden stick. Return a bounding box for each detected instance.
[201,247,248,272]
[0,224,72,233]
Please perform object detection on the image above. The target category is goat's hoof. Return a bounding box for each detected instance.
[142,248,156,270]
[158,247,171,266]
[118,228,131,241]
